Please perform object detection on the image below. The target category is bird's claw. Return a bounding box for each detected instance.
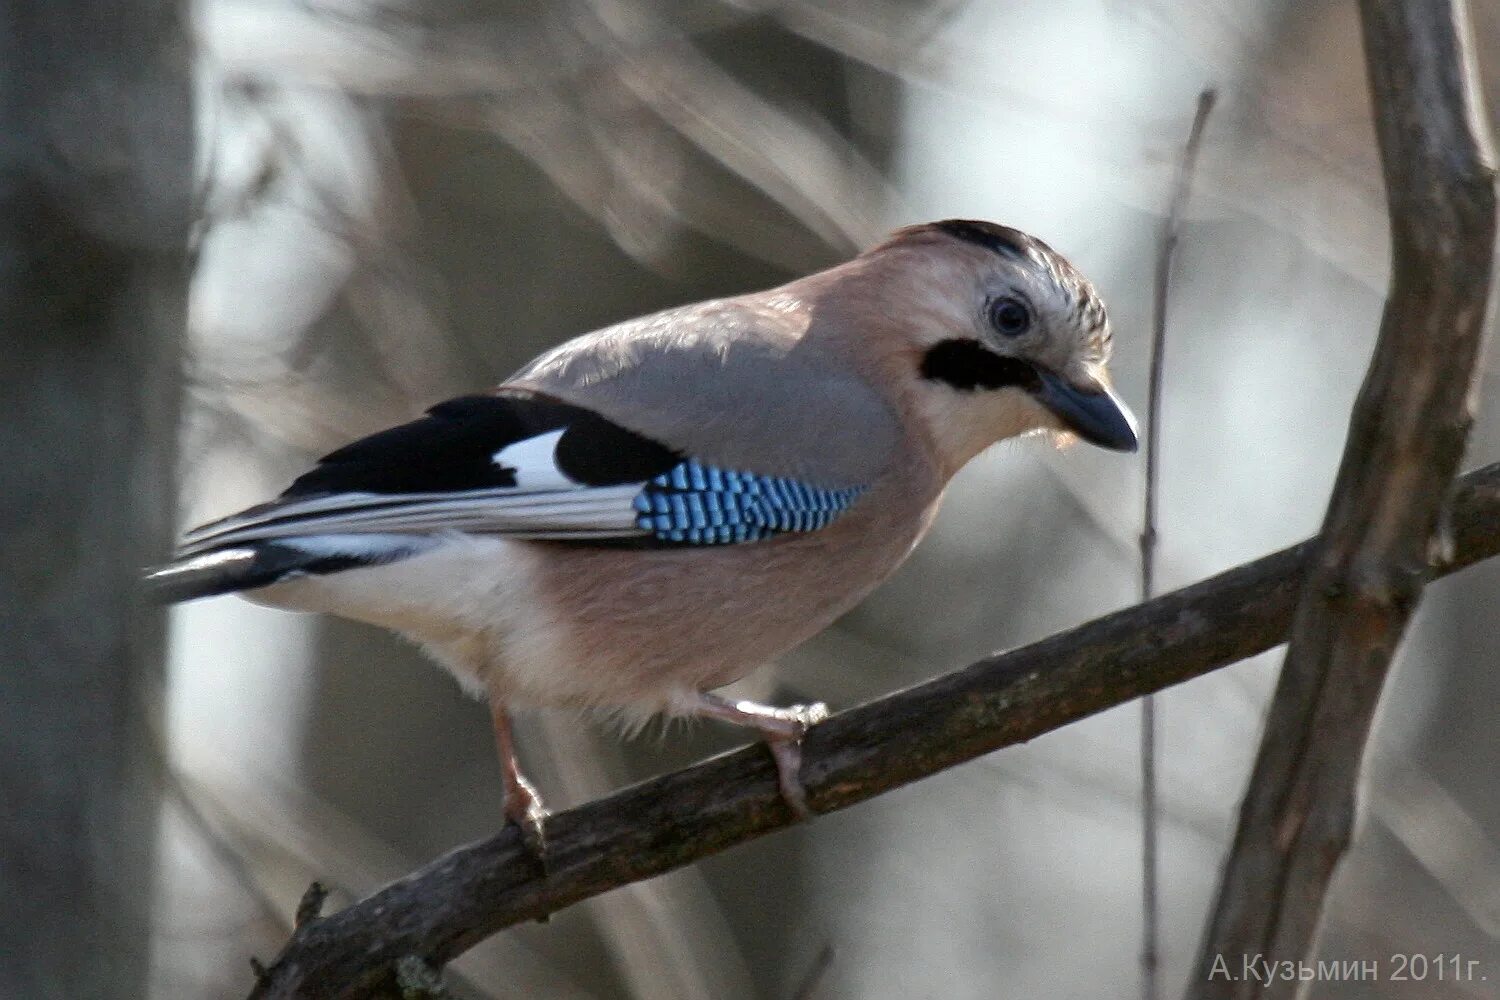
[503,773,550,869]
[755,700,830,740]
[681,691,830,821]
[785,701,831,734]
[766,701,827,820]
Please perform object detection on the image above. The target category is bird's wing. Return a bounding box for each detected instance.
[176,390,868,558]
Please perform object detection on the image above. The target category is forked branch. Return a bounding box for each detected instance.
[1189,1,1497,996]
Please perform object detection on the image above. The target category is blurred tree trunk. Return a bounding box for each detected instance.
[0,2,191,996]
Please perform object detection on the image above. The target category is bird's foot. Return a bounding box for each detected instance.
[491,698,549,868]
[765,731,813,819]
[763,702,828,819]
[679,691,829,820]
[502,768,549,866]
[750,700,832,739]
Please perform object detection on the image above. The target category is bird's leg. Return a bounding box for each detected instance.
[678,690,829,820]
[490,698,548,861]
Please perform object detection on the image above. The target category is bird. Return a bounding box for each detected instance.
[148,219,1137,853]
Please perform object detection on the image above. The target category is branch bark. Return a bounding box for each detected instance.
[1188,2,1497,997]
[249,461,1500,1000]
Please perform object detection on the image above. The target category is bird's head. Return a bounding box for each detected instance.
[842,219,1138,473]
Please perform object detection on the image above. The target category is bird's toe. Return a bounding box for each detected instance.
[768,738,814,820]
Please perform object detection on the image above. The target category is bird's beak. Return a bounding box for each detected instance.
[1033,370,1139,452]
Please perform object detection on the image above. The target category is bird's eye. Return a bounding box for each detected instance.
[988,296,1032,337]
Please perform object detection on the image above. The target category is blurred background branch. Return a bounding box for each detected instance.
[1190,3,1498,995]
[1141,86,1218,1000]
[0,1,191,996]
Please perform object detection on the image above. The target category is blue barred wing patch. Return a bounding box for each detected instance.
[632,459,866,545]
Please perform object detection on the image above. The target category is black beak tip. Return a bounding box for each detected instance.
[1076,413,1138,453]
[1101,412,1140,453]
[1036,372,1140,454]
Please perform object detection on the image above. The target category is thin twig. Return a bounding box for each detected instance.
[1140,87,1216,1000]
[295,882,329,929]
[246,462,1500,1000]
[1188,2,1497,997]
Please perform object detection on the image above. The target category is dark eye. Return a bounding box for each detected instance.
[988,296,1032,337]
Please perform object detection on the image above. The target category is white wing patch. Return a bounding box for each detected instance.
[492,429,576,491]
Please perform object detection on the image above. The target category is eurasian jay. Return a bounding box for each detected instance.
[149,219,1137,848]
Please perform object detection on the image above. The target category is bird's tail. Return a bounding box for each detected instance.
[143,541,392,604]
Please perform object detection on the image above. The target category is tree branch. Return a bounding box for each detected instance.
[250,461,1500,1000]
[1188,2,1497,996]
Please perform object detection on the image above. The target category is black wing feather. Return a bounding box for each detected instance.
[285,390,679,498]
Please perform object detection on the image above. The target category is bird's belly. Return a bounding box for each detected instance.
[244,535,567,698]
[510,501,935,706]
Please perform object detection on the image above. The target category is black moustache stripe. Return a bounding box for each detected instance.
[920,339,1041,392]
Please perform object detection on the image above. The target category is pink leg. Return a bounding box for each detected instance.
[677,691,829,819]
[490,698,548,859]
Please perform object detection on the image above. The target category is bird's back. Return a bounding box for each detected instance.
[507,294,902,488]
